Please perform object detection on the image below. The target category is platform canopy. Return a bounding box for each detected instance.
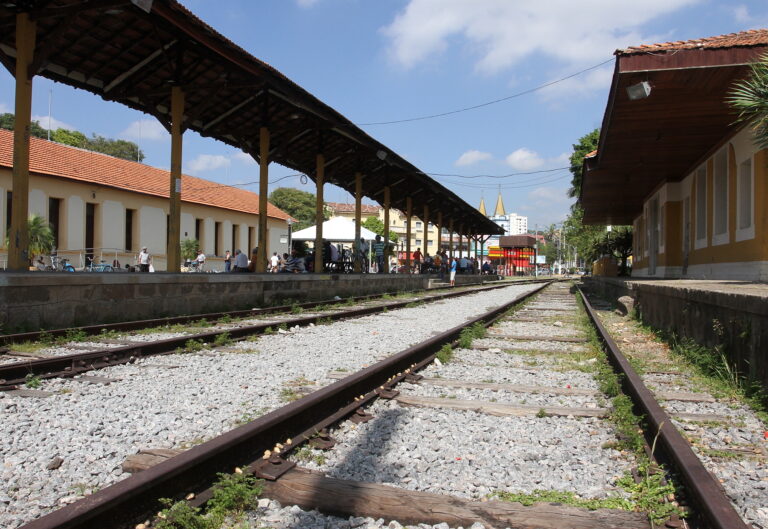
[580,29,768,225]
[292,216,379,243]
[0,0,502,236]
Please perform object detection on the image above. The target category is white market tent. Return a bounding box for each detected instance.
[292,216,379,243]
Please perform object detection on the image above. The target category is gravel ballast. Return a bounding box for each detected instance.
[0,282,541,529]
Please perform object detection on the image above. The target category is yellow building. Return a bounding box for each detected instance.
[0,129,291,270]
[582,29,768,280]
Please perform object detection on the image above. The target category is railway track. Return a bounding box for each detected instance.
[7,282,754,529]
[0,280,545,389]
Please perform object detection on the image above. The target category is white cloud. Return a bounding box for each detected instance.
[296,0,320,7]
[505,148,544,171]
[733,5,750,23]
[383,0,699,73]
[0,102,9,114]
[31,114,75,131]
[233,151,257,165]
[455,149,492,166]
[187,154,232,173]
[119,119,169,141]
[537,65,614,101]
[551,152,570,165]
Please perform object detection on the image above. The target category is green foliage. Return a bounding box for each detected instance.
[155,499,210,529]
[727,52,768,149]
[493,489,632,511]
[536,408,548,418]
[436,344,454,364]
[0,114,144,161]
[181,239,199,261]
[362,216,399,242]
[567,128,600,198]
[183,339,206,353]
[25,374,42,389]
[458,322,486,348]
[6,214,55,262]
[616,464,681,524]
[213,332,232,347]
[290,303,304,314]
[294,446,327,466]
[268,187,327,231]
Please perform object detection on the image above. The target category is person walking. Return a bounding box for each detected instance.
[224,250,232,272]
[270,252,279,273]
[413,247,422,274]
[137,247,152,273]
[372,235,386,274]
[450,257,457,287]
[196,249,206,272]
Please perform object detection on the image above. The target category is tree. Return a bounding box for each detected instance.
[0,113,48,139]
[268,187,328,231]
[362,216,399,242]
[567,128,600,199]
[180,238,199,261]
[0,113,144,162]
[5,214,54,264]
[728,52,768,149]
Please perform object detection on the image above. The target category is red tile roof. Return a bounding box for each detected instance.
[620,28,768,55]
[0,129,290,220]
[326,202,381,214]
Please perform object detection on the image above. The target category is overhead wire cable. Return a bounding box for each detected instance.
[355,58,614,126]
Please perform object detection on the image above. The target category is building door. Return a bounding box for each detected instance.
[682,197,690,275]
[648,198,658,276]
[85,203,96,266]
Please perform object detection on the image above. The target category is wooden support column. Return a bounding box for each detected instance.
[256,126,270,272]
[314,153,324,274]
[436,212,443,254]
[458,226,464,259]
[166,86,184,273]
[448,219,454,260]
[8,13,36,271]
[405,196,412,272]
[383,186,390,273]
[354,172,362,273]
[423,205,429,258]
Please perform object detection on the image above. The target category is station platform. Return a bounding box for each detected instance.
[583,276,768,386]
[0,272,500,333]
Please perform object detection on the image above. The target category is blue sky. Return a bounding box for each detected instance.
[2,0,767,229]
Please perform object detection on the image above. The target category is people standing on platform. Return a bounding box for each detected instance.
[450,257,457,287]
[196,250,206,272]
[270,252,279,273]
[137,247,152,273]
[233,249,248,272]
[224,250,231,272]
[372,235,386,273]
[356,237,369,273]
[413,247,422,273]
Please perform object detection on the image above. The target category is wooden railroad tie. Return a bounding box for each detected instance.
[395,395,608,418]
[261,467,650,529]
[486,333,588,343]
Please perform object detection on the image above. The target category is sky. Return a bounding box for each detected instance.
[2,0,768,230]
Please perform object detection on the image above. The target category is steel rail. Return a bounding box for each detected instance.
[0,280,548,388]
[577,286,750,529]
[0,278,545,347]
[18,282,551,529]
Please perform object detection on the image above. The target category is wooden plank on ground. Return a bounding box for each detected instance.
[421,377,598,396]
[122,448,184,473]
[6,389,55,398]
[72,375,120,385]
[5,350,55,359]
[672,412,735,423]
[654,391,716,403]
[487,333,587,343]
[262,467,649,529]
[396,395,607,418]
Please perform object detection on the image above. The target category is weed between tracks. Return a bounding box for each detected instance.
[458,322,486,349]
[155,472,263,529]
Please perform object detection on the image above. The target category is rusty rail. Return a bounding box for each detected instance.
[577,286,750,529]
[18,283,552,529]
[0,280,548,388]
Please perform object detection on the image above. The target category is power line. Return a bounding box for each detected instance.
[355,58,614,126]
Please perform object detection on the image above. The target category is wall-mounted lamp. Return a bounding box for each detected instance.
[626,81,651,101]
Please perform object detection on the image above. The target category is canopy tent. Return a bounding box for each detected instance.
[292,217,380,243]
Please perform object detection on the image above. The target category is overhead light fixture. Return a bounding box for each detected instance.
[376,150,388,161]
[626,81,651,101]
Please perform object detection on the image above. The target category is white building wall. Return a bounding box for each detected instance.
[138,206,166,255]
[29,188,46,218]
[101,200,124,252]
[238,225,249,254]
[203,217,215,255]
[180,212,195,242]
[66,195,85,251]
[223,220,232,253]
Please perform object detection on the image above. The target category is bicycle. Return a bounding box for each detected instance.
[45,255,75,272]
[86,256,113,272]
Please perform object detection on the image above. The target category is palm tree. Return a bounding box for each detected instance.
[27,214,55,261]
[6,214,55,264]
[728,52,768,149]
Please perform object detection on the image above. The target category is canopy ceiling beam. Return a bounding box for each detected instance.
[104,38,177,92]
[202,92,258,131]
[29,0,132,21]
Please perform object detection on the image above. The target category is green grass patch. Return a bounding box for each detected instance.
[293,446,327,466]
[458,322,486,349]
[436,344,454,364]
[493,489,632,511]
[213,332,232,347]
[25,374,42,389]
